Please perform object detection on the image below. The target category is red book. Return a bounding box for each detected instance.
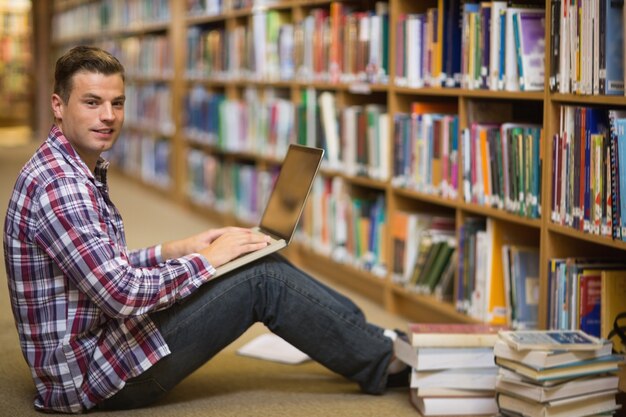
[407,322,507,347]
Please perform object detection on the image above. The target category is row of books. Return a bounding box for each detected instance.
[304,176,388,276]
[184,87,391,180]
[186,148,277,224]
[552,107,626,241]
[106,131,171,189]
[52,0,170,42]
[187,0,277,17]
[550,0,625,95]
[314,91,390,180]
[391,212,456,300]
[391,211,540,328]
[186,3,390,84]
[125,83,174,136]
[101,35,172,79]
[184,86,295,159]
[547,258,626,348]
[457,218,510,325]
[391,104,459,199]
[395,325,624,416]
[185,154,390,274]
[396,2,545,92]
[464,122,543,219]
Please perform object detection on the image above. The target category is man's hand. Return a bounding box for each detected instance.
[197,229,271,268]
[161,227,260,260]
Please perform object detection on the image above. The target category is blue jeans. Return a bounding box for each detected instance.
[97,254,393,410]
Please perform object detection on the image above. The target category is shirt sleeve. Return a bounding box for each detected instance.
[33,176,216,319]
[128,245,162,267]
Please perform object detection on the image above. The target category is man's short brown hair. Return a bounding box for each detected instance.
[54,45,125,104]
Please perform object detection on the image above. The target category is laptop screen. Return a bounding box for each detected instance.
[259,145,324,241]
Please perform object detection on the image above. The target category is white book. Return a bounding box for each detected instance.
[342,106,358,176]
[505,8,525,91]
[318,92,340,169]
[493,338,613,368]
[378,112,390,180]
[496,371,619,403]
[490,2,508,90]
[411,367,498,390]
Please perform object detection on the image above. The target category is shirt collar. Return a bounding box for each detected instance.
[47,124,110,185]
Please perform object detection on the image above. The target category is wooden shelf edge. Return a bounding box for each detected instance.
[550,93,626,106]
[458,201,542,228]
[293,246,388,305]
[547,222,626,251]
[389,284,478,324]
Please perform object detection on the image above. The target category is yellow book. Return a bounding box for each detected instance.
[486,219,507,325]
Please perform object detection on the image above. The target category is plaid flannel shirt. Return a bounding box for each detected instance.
[3,126,215,413]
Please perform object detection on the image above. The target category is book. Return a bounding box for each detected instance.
[407,323,505,347]
[236,333,311,364]
[409,347,496,371]
[498,329,608,351]
[394,323,503,371]
[414,386,495,398]
[512,9,546,91]
[600,0,625,95]
[411,367,499,390]
[493,338,614,369]
[495,355,624,382]
[496,371,619,403]
[497,390,620,417]
[409,389,498,416]
[509,245,540,329]
[600,269,626,352]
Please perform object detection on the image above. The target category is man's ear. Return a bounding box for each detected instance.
[51,94,64,120]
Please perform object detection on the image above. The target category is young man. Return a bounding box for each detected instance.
[3,46,407,413]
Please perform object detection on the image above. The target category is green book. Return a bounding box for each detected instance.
[414,240,444,288]
[424,241,456,293]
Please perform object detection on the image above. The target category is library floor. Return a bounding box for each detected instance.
[0,139,418,416]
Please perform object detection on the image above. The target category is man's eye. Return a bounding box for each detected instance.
[86,101,97,106]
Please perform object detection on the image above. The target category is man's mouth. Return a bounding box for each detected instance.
[93,128,114,135]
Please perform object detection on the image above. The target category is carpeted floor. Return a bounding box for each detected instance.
[0,139,419,416]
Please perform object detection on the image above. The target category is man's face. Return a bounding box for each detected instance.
[51,70,125,169]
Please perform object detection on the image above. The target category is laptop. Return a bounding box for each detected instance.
[213,144,324,277]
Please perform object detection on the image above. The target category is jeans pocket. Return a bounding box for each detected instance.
[97,377,167,410]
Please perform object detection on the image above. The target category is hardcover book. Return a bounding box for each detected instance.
[497,390,620,417]
[498,329,607,351]
[493,338,613,369]
[496,370,619,403]
[495,354,624,381]
[513,9,546,91]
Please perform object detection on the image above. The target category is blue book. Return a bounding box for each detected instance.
[499,10,506,89]
[511,246,540,329]
[443,0,462,86]
[616,117,626,240]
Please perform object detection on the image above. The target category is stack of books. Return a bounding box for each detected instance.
[395,323,503,416]
[494,330,624,417]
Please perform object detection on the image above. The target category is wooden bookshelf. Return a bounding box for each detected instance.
[49,0,626,330]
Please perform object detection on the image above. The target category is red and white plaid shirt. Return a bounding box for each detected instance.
[4,126,215,413]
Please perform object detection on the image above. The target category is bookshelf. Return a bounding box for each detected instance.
[49,0,626,330]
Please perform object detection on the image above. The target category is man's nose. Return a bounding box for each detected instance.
[100,103,115,121]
